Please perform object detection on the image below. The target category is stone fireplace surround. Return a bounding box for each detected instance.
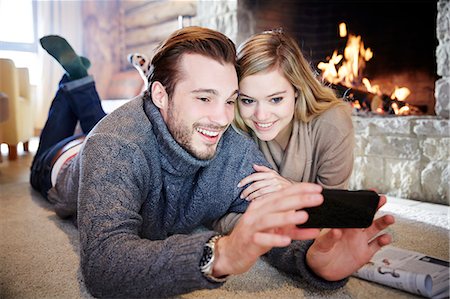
[194,0,449,205]
[348,1,449,205]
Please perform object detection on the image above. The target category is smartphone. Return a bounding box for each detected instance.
[297,189,380,229]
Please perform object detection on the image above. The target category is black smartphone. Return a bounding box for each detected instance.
[297,189,380,229]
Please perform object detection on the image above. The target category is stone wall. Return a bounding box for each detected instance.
[195,0,238,43]
[349,116,449,204]
[350,1,450,205]
[436,0,450,118]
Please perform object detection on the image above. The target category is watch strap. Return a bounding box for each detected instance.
[199,234,228,283]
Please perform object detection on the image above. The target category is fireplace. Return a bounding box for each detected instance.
[80,1,448,203]
[236,0,438,115]
[197,0,448,204]
[88,0,447,204]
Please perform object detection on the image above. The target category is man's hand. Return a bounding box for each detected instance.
[305,195,395,281]
[212,183,323,277]
[238,164,293,201]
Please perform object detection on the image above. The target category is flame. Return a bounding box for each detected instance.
[339,22,347,37]
[390,86,411,114]
[399,106,410,114]
[391,102,399,114]
[318,23,412,115]
[391,87,411,101]
[317,51,342,84]
[318,25,373,87]
[362,78,381,94]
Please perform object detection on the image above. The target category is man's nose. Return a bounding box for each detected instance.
[209,102,233,127]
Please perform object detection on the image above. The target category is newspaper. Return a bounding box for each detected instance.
[353,246,449,298]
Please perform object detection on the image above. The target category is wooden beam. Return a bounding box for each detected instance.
[125,20,179,47]
[124,0,197,29]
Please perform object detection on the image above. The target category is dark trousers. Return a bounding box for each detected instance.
[30,74,106,198]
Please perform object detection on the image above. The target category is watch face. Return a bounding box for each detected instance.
[200,245,213,268]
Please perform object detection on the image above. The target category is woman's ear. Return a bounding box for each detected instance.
[151,81,168,109]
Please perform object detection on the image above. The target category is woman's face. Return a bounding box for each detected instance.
[238,68,296,142]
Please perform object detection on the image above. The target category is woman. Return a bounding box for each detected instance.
[235,30,355,201]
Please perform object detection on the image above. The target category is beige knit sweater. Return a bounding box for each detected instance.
[256,104,355,189]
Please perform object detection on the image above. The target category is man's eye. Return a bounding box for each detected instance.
[198,97,209,102]
[271,97,283,103]
[240,98,254,105]
[226,99,236,105]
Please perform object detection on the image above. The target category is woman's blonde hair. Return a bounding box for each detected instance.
[235,30,343,132]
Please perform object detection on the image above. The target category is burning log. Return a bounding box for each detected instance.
[330,83,427,115]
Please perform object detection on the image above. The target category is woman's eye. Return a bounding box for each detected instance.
[240,98,254,105]
[271,97,283,103]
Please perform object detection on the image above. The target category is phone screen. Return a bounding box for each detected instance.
[297,189,380,228]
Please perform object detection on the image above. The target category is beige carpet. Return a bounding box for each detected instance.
[1,151,448,299]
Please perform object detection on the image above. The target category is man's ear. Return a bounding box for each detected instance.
[151,81,168,109]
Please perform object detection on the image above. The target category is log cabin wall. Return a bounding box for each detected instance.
[81,0,197,99]
[81,0,122,99]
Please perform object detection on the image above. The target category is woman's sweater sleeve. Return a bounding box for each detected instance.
[264,240,349,290]
[314,107,355,189]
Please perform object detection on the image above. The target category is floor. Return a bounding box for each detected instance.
[0,138,448,299]
[0,138,91,298]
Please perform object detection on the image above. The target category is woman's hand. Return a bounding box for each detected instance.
[305,195,395,281]
[238,164,293,201]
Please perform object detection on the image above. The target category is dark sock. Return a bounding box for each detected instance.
[80,56,91,69]
[40,35,88,80]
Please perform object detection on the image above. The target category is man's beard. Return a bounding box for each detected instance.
[166,102,220,160]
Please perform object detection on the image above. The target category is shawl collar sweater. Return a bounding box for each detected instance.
[256,104,354,189]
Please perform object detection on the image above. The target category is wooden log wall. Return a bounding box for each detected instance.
[82,0,197,99]
[123,1,197,60]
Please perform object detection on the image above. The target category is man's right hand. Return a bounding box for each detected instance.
[212,183,323,277]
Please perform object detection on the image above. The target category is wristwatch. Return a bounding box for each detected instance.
[199,234,228,283]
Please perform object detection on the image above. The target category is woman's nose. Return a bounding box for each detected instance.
[254,103,270,120]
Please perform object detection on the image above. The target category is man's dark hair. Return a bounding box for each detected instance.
[146,26,237,99]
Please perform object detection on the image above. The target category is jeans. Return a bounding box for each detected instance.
[30,74,106,198]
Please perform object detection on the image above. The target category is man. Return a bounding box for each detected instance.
[30,27,394,298]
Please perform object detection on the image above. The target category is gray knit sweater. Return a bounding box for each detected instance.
[52,96,347,298]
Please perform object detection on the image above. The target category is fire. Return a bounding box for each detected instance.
[339,22,347,37]
[318,22,373,87]
[391,87,410,101]
[318,22,411,115]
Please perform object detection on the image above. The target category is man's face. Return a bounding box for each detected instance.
[159,54,238,160]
